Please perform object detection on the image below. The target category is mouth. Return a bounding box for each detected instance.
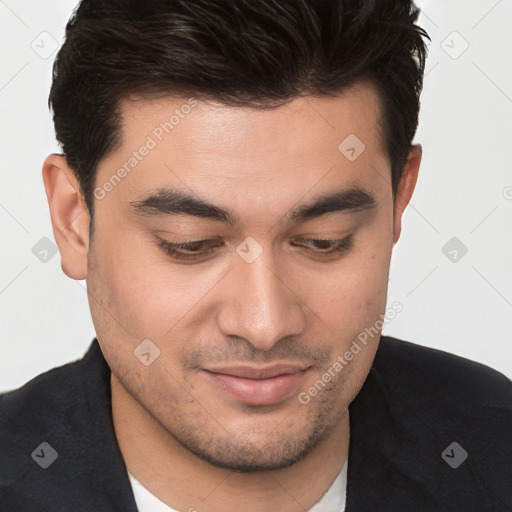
[202,363,312,406]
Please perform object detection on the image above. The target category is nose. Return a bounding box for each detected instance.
[216,246,306,352]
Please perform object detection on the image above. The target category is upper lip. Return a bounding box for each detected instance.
[203,363,310,380]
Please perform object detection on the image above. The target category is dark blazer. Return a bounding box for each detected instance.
[1,336,511,511]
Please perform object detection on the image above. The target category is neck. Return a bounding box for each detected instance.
[111,373,349,512]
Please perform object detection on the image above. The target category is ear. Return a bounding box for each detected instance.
[392,144,422,244]
[42,154,91,280]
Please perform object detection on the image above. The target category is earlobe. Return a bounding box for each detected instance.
[42,154,90,280]
[392,144,422,244]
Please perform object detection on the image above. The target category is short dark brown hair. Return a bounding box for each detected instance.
[49,0,429,220]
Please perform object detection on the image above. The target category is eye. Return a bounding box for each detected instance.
[292,235,353,254]
[155,234,354,263]
[156,237,223,261]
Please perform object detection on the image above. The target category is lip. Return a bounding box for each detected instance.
[202,363,311,405]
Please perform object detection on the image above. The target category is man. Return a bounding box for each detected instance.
[1,0,511,510]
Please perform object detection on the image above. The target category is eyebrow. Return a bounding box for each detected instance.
[128,185,377,227]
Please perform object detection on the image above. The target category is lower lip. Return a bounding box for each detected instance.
[203,369,309,405]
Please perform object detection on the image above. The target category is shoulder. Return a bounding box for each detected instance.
[374,335,512,412]
[0,346,93,429]
[348,337,512,508]
[0,341,102,488]
[0,341,138,511]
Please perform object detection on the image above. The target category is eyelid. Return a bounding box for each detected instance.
[156,236,220,253]
[294,236,348,246]
[155,233,354,261]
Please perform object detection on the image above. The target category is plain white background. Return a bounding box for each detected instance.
[1,0,511,391]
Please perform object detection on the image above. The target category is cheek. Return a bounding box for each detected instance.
[90,227,225,341]
[87,227,164,338]
[295,247,390,395]
[301,236,392,336]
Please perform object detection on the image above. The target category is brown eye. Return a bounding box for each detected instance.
[292,235,353,254]
[155,234,353,263]
[156,237,222,260]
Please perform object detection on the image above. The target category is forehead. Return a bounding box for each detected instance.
[119,81,385,157]
[95,81,390,221]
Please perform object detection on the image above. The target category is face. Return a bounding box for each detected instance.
[82,82,411,471]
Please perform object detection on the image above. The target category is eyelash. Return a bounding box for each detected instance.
[156,235,353,261]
